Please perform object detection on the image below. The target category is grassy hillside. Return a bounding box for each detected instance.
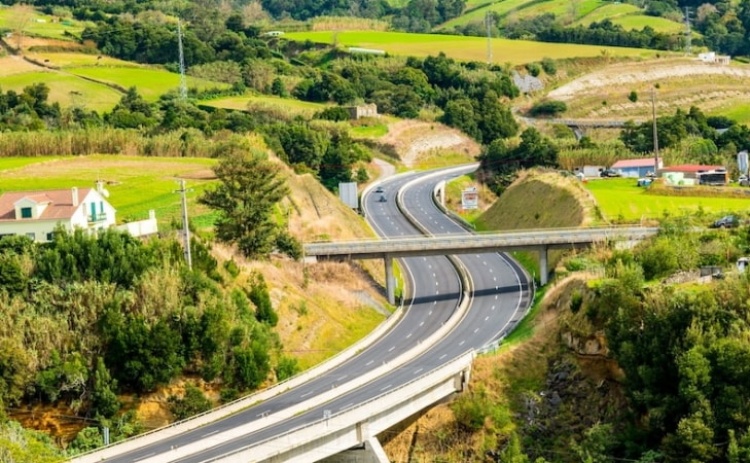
[439,0,685,33]
[286,30,659,65]
[475,170,598,231]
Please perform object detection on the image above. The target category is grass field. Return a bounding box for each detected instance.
[67,67,230,101]
[585,178,750,222]
[709,102,750,125]
[0,155,218,227]
[25,52,138,69]
[204,94,328,117]
[0,5,89,40]
[285,31,659,65]
[0,70,122,113]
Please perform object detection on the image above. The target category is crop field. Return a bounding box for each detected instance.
[0,70,122,113]
[67,66,230,101]
[585,178,750,222]
[709,102,750,125]
[25,52,137,69]
[285,31,658,64]
[0,155,218,227]
[204,94,328,117]
[0,5,89,39]
[439,0,539,29]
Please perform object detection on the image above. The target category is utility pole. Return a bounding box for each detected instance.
[651,87,659,175]
[176,179,192,269]
[485,11,493,65]
[177,19,188,101]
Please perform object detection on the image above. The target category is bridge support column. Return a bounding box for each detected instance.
[538,245,548,286]
[320,437,390,463]
[385,254,395,305]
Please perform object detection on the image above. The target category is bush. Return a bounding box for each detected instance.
[541,57,557,75]
[168,383,212,420]
[525,62,541,77]
[628,90,638,103]
[529,100,567,117]
[314,106,350,121]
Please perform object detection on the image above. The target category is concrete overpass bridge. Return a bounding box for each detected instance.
[304,226,660,304]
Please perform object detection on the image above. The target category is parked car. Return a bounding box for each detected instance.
[711,215,740,228]
[739,175,749,187]
[600,169,621,178]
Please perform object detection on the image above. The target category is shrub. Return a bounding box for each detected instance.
[525,62,541,77]
[628,90,638,103]
[529,100,567,117]
[541,57,557,75]
[168,383,212,420]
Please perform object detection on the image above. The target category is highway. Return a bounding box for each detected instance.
[80,171,465,463]
[75,165,532,463]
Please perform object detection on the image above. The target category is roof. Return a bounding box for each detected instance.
[611,158,661,169]
[0,188,91,222]
[663,164,725,173]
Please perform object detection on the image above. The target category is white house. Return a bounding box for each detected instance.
[0,185,116,242]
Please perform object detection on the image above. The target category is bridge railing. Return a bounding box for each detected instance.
[201,351,476,463]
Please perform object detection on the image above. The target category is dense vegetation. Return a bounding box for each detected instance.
[0,229,297,453]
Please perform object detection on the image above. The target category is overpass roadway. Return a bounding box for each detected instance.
[305,226,659,295]
[71,171,467,463]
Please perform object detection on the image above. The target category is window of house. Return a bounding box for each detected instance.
[20,207,32,218]
[46,232,54,242]
[25,232,35,240]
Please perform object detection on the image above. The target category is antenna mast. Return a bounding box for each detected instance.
[684,6,692,55]
[177,19,188,100]
[485,11,493,65]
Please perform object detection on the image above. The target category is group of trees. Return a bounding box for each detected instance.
[620,106,750,156]
[0,229,296,449]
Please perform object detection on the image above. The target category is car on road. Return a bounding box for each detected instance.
[600,169,621,178]
[711,215,740,228]
[378,195,387,202]
[374,186,384,193]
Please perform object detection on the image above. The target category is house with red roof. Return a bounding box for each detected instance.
[658,164,726,179]
[0,184,116,242]
[611,157,663,178]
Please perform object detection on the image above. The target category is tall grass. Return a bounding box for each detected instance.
[0,128,260,158]
[311,16,390,31]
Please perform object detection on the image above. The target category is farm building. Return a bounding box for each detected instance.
[346,103,378,120]
[0,182,157,242]
[611,157,663,178]
[658,164,726,180]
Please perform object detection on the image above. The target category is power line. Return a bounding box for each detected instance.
[485,11,493,65]
[684,6,693,55]
[175,179,193,269]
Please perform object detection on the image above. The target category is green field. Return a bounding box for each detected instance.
[67,67,231,101]
[204,94,329,117]
[285,31,659,65]
[0,155,218,227]
[0,71,122,113]
[440,0,685,34]
[585,178,750,222]
[0,5,89,39]
[709,102,750,125]
[26,52,138,69]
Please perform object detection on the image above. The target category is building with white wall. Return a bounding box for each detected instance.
[0,185,116,242]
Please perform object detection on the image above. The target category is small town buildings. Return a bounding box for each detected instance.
[611,157,663,178]
[658,164,726,180]
[0,183,157,242]
[698,51,731,65]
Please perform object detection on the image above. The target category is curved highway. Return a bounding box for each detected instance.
[89,172,465,463]
[152,166,532,463]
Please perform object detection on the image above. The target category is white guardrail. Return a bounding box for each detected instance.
[202,351,476,463]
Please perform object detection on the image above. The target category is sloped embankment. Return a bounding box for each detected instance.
[477,169,599,231]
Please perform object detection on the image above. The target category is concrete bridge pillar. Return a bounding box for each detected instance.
[320,437,390,463]
[538,245,548,286]
[385,254,395,305]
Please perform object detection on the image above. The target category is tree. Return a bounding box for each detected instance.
[199,150,289,258]
[247,273,278,326]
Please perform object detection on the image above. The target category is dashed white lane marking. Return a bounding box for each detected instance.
[380,384,392,392]
[202,430,219,437]
[459,340,465,346]
[474,328,479,333]
[338,374,348,381]
[485,316,489,321]
[134,452,156,461]
[340,403,353,410]
[492,305,496,310]
[414,368,423,375]
[419,321,424,326]
[428,310,433,315]
[388,346,395,352]
[406,333,412,339]
[300,390,314,398]
[366,360,374,366]
[439,354,447,360]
